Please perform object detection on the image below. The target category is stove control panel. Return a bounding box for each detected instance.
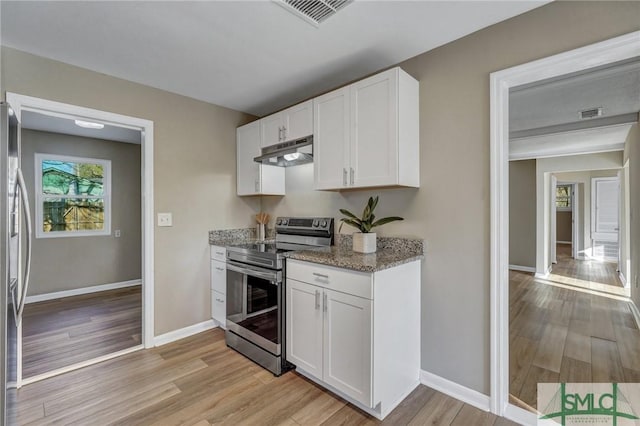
[275,217,334,231]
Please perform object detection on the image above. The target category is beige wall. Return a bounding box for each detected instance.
[1,47,259,334]
[556,211,572,243]
[21,129,142,295]
[2,0,639,395]
[624,124,640,306]
[267,2,640,393]
[509,159,536,268]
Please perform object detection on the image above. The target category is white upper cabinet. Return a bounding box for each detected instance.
[314,67,419,190]
[260,100,313,148]
[236,121,285,196]
[314,87,350,190]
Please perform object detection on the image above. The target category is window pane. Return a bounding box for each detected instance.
[42,198,105,232]
[42,160,104,196]
[556,185,571,209]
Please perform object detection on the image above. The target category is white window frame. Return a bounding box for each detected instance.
[35,153,112,238]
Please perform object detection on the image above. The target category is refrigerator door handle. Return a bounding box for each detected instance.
[13,168,32,326]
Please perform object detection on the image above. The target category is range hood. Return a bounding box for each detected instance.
[254,135,313,167]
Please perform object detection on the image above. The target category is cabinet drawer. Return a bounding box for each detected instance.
[210,260,226,293]
[212,290,226,328]
[211,245,226,262]
[286,260,373,299]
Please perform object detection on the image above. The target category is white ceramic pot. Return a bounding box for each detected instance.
[353,232,377,254]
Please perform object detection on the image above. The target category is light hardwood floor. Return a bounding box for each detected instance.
[509,245,640,410]
[22,286,142,378]
[15,328,520,425]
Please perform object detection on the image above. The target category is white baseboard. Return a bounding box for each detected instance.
[629,300,640,331]
[419,370,490,412]
[509,265,536,273]
[557,241,572,245]
[154,319,218,347]
[25,279,141,304]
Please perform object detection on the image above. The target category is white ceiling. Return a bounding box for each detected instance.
[0,1,547,116]
[22,110,142,144]
[510,58,640,136]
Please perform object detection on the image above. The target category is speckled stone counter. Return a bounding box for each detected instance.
[209,227,275,246]
[283,236,425,272]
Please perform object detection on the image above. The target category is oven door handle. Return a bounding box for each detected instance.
[226,260,280,283]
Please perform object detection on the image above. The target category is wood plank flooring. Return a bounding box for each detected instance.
[22,286,142,378]
[15,328,520,425]
[509,245,640,411]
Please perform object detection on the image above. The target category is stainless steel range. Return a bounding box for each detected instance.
[225,217,334,375]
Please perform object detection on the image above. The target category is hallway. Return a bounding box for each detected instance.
[509,244,640,410]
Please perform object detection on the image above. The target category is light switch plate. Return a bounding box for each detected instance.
[158,213,173,227]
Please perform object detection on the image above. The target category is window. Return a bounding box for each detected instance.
[556,184,572,211]
[35,153,111,238]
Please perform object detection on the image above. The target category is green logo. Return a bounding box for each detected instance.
[539,383,639,425]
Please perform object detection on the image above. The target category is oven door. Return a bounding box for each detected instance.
[226,260,282,356]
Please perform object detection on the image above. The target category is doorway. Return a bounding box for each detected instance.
[490,31,640,425]
[5,93,155,387]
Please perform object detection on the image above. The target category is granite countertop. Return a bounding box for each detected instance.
[209,228,275,246]
[284,235,425,273]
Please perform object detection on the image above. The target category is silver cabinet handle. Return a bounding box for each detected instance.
[215,267,225,272]
[343,168,347,185]
[315,290,320,310]
[313,272,329,279]
[14,168,32,327]
[323,293,327,312]
[215,298,224,303]
[278,126,283,141]
[215,251,224,256]
[283,126,287,141]
[350,167,354,185]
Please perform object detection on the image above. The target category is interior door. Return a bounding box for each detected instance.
[591,177,619,261]
[592,177,619,240]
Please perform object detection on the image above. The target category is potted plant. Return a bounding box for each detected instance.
[339,196,404,253]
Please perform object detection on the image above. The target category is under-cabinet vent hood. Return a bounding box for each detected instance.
[254,135,313,167]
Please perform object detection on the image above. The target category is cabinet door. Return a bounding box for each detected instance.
[350,68,398,188]
[260,112,284,148]
[210,260,226,294]
[286,279,324,380]
[323,289,372,407]
[212,290,226,328]
[313,87,350,190]
[283,100,313,142]
[236,122,261,196]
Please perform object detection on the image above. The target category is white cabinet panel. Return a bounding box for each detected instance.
[210,260,226,293]
[210,245,226,262]
[237,121,285,196]
[351,70,398,188]
[323,289,372,407]
[212,290,226,328]
[314,87,350,190]
[286,279,324,380]
[260,113,284,148]
[312,67,419,191]
[284,100,313,141]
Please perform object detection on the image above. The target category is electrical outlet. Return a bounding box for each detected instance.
[114,230,121,238]
[157,213,173,227]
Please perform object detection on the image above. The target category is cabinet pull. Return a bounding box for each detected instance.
[278,126,283,141]
[343,168,347,185]
[215,251,224,256]
[323,293,327,312]
[282,126,287,141]
[215,267,224,272]
[315,290,320,310]
[313,272,329,279]
[350,167,354,185]
[216,298,224,303]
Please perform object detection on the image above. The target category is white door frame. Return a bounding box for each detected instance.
[489,31,640,425]
[5,92,155,385]
[550,175,558,265]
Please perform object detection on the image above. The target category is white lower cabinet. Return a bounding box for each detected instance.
[210,246,226,328]
[286,259,420,420]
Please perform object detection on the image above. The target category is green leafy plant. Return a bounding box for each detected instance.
[339,196,404,233]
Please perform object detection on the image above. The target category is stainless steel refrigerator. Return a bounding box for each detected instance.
[1,102,32,425]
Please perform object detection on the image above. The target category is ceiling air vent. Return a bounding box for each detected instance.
[275,0,353,27]
[579,107,603,120]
